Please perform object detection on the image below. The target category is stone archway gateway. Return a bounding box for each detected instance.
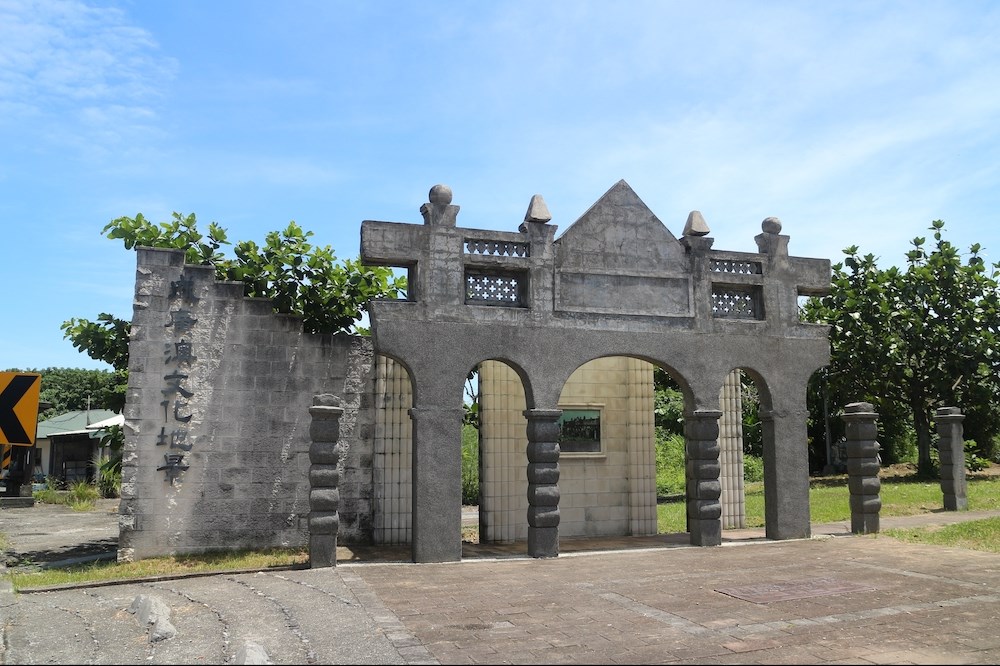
[117,180,830,566]
[361,180,831,562]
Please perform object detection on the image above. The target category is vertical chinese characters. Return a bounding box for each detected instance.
[157,274,199,483]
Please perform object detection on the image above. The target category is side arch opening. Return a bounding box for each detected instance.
[372,354,414,546]
[715,367,772,532]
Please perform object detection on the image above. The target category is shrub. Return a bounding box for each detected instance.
[655,429,686,497]
[68,480,99,511]
[32,487,63,505]
[743,455,764,482]
[91,449,122,499]
[966,440,990,472]
[461,424,480,505]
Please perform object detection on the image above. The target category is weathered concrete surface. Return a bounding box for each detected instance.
[3,502,1000,664]
[0,499,120,568]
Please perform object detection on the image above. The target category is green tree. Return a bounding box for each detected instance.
[59,314,131,414]
[804,221,1000,476]
[1,367,123,418]
[221,221,404,334]
[653,367,684,435]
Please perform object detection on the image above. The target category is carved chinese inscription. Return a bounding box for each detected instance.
[157,272,199,483]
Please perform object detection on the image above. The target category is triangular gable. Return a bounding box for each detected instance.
[552,180,691,317]
[554,180,686,273]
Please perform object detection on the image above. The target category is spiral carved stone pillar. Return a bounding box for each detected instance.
[936,407,968,511]
[524,408,562,558]
[308,394,343,568]
[843,402,881,535]
[685,409,723,546]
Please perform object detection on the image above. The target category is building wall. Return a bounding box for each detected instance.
[478,356,657,542]
[118,248,377,561]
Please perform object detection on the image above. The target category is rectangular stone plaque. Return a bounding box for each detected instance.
[715,578,875,604]
[555,272,691,317]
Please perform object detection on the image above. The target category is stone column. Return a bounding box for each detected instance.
[843,402,881,534]
[524,408,562,558]
[408,406,465,563]
[308,394,343,568]
[685,409,723,546]
[936,407,968,511]
[761,399,812,540]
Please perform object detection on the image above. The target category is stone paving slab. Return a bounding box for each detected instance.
[3,503,1000,664]
[714,578,876,603]
[3,533,1000,664]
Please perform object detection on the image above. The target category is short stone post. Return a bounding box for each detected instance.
[524,408,562,558]
[685,409,723,546]
[936,407,968,511]
[308,394,343,568]
[843,402,881,534]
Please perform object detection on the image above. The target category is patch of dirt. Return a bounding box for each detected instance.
[880,461,1000,480]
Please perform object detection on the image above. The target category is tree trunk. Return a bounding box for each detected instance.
[913,401,935,477]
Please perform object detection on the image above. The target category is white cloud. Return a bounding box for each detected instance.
[0,0,176,160]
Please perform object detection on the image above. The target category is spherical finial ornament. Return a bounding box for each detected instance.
[428,184,453,205]
[761,217,782,234]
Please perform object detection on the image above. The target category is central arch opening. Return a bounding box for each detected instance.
[474,355,696,548]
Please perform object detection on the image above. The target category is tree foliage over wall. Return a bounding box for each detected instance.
[63,212,406,365]
[99,212,406,335]
[803,221,1000,475]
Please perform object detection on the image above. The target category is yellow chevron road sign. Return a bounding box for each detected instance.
[0,372,42,446]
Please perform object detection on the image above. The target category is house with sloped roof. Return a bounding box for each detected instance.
[34,409,121,484]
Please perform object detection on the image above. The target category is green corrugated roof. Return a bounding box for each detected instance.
[36,409,119,439]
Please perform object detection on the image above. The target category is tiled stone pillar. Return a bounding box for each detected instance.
[626,358,657,536]
[308,394,343,568]
[843,402,881,535]
[373,356,412,545]
[936,407,968,511]
[685,409,723,546]
[480,361,528,544]
[524,408,562,558]
[718,371,746,529]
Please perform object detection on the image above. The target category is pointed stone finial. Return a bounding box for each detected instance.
[524,194,552,224]
[421,184,459,226]
[682,210,710,237]
[761,217,782,234]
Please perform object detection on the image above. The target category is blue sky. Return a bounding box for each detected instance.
[2,0,999,371]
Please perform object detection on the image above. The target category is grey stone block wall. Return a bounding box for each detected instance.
[118,247,376,561]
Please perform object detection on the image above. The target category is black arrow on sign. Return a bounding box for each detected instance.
[0,374,36,445]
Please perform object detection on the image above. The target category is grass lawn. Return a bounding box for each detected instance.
[657,470,1000,534]
[6,549,309,591]
[882,516,1000,553]
[7,466,1000,591]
